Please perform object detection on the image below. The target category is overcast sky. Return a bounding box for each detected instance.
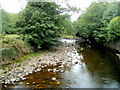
[1,0,96,21]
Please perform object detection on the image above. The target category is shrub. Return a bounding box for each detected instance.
[15,2,63,49]
[107,16,120,42]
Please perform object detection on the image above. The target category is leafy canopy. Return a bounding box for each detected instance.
[15,2,63,49]
[107,16,120,42]
[76,2,120,43]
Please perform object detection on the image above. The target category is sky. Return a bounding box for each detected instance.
[1,0,96,21]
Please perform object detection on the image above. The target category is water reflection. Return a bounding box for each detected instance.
[77,42,120,79]
[59,41,120,88]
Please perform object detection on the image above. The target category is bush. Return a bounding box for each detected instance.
[107,16,120,42]
[76,2,120,43]
[1,34,33,61]
[15,2,63,49]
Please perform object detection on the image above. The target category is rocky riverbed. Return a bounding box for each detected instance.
[0,42,81,85]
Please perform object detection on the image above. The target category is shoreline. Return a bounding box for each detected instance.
[0,43,77,85]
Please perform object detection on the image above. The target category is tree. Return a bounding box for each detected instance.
[102,2,119,27]
[2,9,10,34]
[2,9,18,34]
[76,2,108,39]
[60,18,76,36]
[15,2,63,49]
[76,2,120,43]
[107,16,120,42]
[93,2,120,43]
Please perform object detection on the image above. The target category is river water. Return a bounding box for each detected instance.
[4,39,120,89]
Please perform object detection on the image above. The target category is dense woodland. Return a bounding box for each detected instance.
[76,2,120,43]
[1,1,120,61]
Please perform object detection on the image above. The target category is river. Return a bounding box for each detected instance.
[3,39,120,89]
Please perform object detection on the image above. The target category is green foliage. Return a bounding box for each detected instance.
[2,47,19,61]
[76,2,120,43]
[76,2,107,38]
[2,34,33,61]
[60,19,76,36]
[107,16,120,42]
[2,9,18,34]
[102,2,119,27]
[2,9,10,34]
[15,2,63,49]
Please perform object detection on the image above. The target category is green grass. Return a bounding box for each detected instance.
[2,34,34,61]
[1,51,41,70]
[4,34,21,39]
[15,51,41,63]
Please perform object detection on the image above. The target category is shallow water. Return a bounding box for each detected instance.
[4,39,120,89]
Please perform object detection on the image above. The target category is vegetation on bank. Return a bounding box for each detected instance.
[75,2,120,43]
[1,1,120,65]
[1,34,33,63]
[1,2,77,64]
[1,51,41,72]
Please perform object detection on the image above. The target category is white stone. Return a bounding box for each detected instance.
[29,71,33,74]
[48,69,52,72]
[25,72,29,75]
[36,69,41,72]
[10,78,16,82]
[52,77,56,81]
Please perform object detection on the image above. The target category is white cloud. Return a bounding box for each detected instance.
[1,0,27,13]
[1,0,95,21]
[67,0,95,10]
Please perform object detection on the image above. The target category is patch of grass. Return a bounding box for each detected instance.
[15,51,41,63]
[1,51,41,70]
[2,34,34,61]
[3,34,21,39]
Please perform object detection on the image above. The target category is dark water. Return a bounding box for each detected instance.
[4,39,120,89]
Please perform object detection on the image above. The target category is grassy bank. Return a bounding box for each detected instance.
[1,34,34,65]
[1,51,41,73]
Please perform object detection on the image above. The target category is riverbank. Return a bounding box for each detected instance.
[1,34,34,66]
[0,42,79,85]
